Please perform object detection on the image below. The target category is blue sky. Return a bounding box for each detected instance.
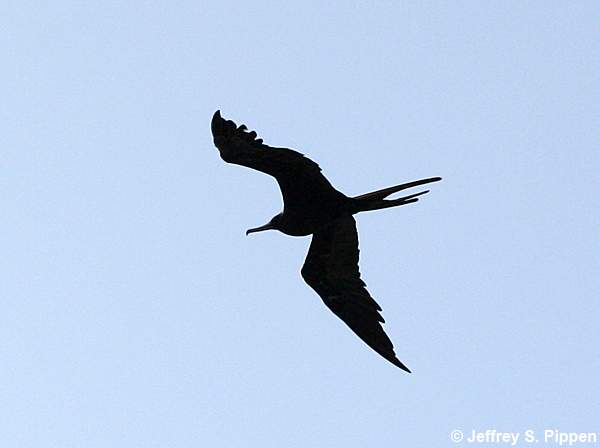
[2,1,599,447]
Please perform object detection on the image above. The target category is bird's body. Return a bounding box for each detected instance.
[211,111,441,372]
[264,193,353,237]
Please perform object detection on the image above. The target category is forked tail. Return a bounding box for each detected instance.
[352,177,442,213]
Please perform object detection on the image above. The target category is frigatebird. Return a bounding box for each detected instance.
[211,111,441,372]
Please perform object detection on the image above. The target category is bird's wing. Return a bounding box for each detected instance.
[211,111,342,208]
[301,216,411,372]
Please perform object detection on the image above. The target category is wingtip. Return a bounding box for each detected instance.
[381,351,412,372]
[211,110,228,137]
[394,359,412,373]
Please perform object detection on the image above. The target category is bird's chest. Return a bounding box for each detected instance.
[279,205,344,237]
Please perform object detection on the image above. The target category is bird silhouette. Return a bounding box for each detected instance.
[211,110,441,372]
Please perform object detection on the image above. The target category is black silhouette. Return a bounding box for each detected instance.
[211,111,441,372]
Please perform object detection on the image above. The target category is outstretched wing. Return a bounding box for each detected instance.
[301,216,411,372]
[211,111,342,209]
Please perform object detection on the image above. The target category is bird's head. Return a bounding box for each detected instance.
[246,213,282,236]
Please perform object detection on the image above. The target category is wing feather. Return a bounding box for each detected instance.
[211,111,341,209]
[301,216,411,372]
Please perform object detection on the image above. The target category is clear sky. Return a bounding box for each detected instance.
[2,1,599,447]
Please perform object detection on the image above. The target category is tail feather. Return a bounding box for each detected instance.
[352,177,441,213]
[353,177,441,201]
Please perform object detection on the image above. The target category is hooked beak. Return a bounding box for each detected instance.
[246,222,275,235]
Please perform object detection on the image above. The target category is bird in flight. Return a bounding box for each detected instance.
[211,111,441,372]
